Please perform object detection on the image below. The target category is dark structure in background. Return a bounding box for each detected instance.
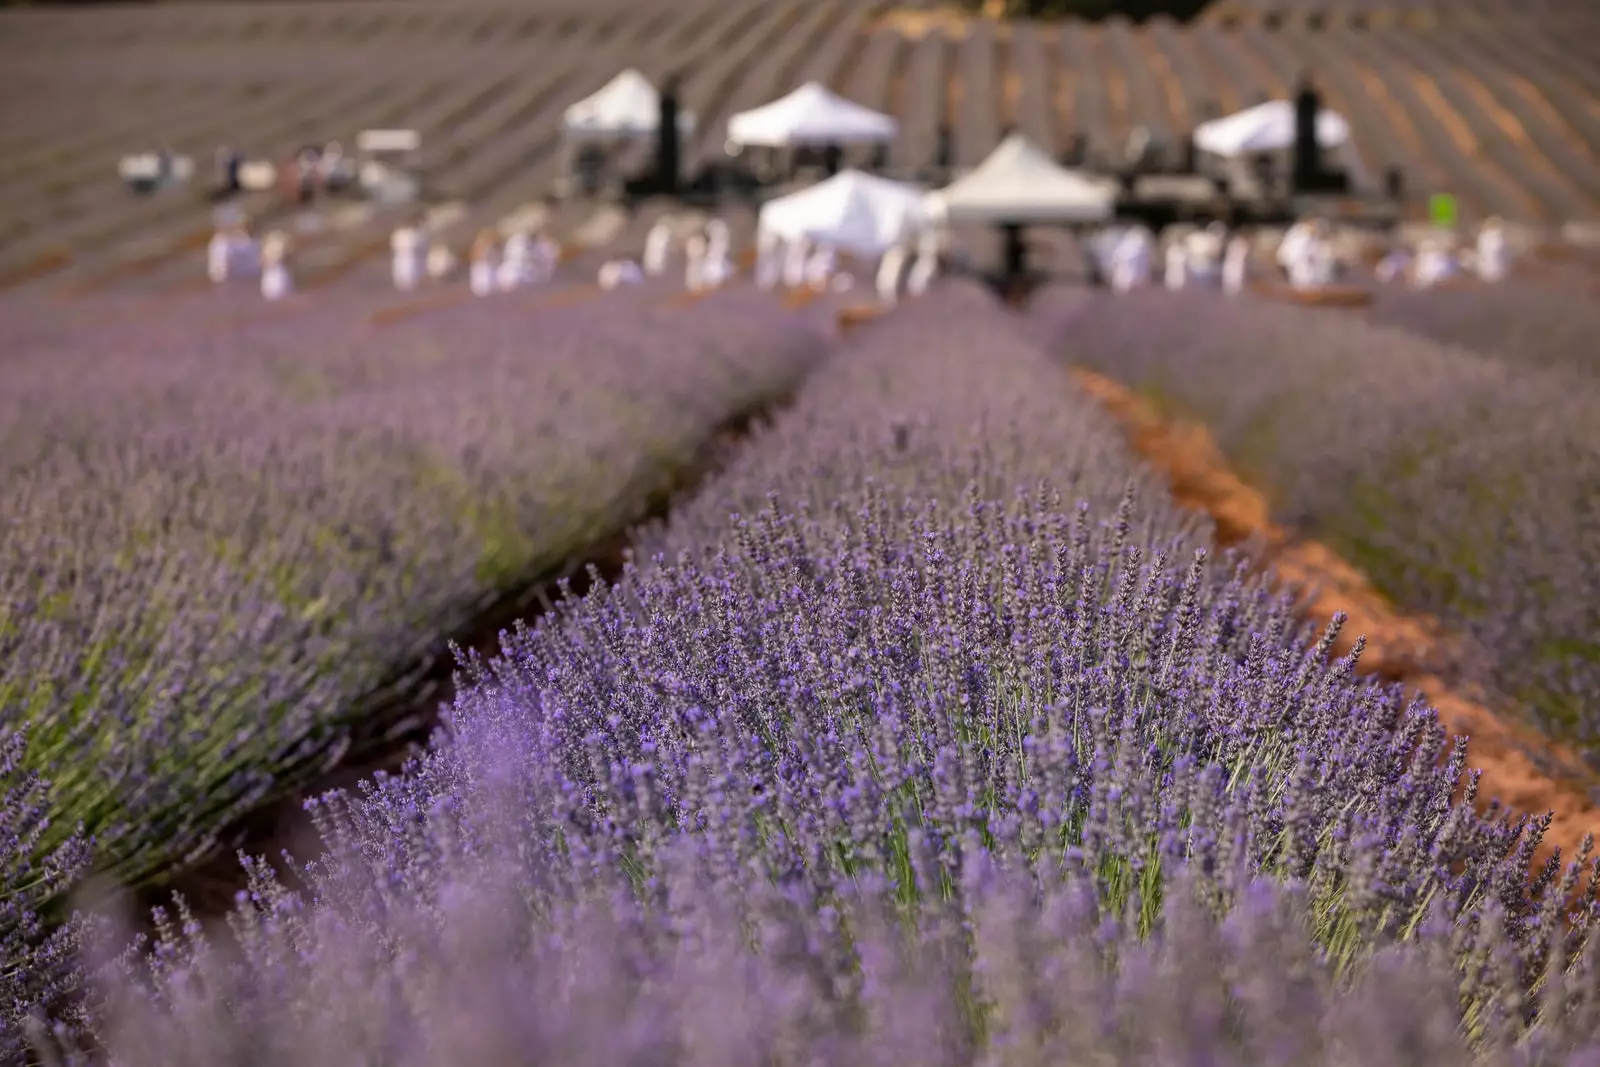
[655,75,682,197]
[964,0,1215,19]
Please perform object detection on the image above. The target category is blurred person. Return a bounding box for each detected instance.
[701,237,733,289]
[294,145,321,205]
[1476,217,1510,282]
[469,230,499,297]
[875,243,908,305]
[1276,219,1314,279]
[906,230,941,297]
[497,230,533,291]
[598,258,643,289]
[214,145,243,198]
[426,244,458,280]
[643,220,675,277]
[207,208,257,284]
[390,220,427,292]
[1375,240,1414,285]
[783,238,812,289]
[1164,239,1188,290]
[705,218,731,259]
[259,231,293,301]
[1287,220,1337,290]
[685,234,708,291]
[1411,236,1461,289]
[1185,223,1225,288]
[319,141,351,195]
[1222,233,1251,296]
[1108,227,1153,293]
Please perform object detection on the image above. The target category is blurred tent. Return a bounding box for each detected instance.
[562,68,697,139]
[757,169,927,255]
[728,83,898,148]
[562,70,696,198]
[1194,100,1349,157]
[925,134,1117,223]
[118,152,193,194]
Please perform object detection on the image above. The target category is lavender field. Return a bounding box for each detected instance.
[1045,290,1600,760]
[5,0,1600,1063]
[2,279,1598,1065]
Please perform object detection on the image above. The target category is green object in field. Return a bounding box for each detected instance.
[1428,193,1458,229]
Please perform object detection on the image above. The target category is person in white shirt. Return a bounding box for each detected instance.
[259,231,292,301]
[1108,227,1152,293]
[1164,239,1188,291]
[390,223,427,291]
[497,230,535,291]
[876,243,908,305]
[705,218,730,259]
[685,234,708,291]
[1411,237,1460,289]
[1285,219,1338,290]
[1475,217,1510,282]
[468,230,499,297]
[598,259,644,289]
[906,230,941,297]
[642,221,674,277]
[1276,220,1313,280]
[1185,225,1225,288]
[1222,233,1251,296]
[531,234,559,283]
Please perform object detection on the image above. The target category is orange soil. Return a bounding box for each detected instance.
[1072,367,1600,866]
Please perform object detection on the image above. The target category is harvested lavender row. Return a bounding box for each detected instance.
[0,293,831,1051]
[1051,290,1600,759]
[1366,281,1600,379]
[87,285,1599,1065]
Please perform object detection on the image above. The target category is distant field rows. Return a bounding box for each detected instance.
[1,0,1597,291]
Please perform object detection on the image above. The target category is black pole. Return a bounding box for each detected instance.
[822,143,843,177]
[656,74,682,196]
[1292,74,1321,194]
[935,124,953,169]
[1001,223,1026,282]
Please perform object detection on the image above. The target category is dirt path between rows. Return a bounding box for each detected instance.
[1072,367,1600,867]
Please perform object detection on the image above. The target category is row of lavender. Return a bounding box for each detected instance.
[1033,287,1600,763]
[42,285,1599,1063]
[0,287,834,1053]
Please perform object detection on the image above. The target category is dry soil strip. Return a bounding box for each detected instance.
[1070,367,1600,868]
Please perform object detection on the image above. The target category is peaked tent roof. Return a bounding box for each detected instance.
[1193,99,1350,157]
[728,82,898,147]
[925,134,1118,223]
[563,69,695,138]
[757,169,928,256]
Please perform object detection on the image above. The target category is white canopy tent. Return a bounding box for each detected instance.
[728,82,898,148]
[1193,100,1350,157]
[758,169,928,256]
[563,68,696,139]
[924,134,1118,223]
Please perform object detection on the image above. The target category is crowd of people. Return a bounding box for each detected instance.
[1093,214,1513,297]
[203,197,1518,307]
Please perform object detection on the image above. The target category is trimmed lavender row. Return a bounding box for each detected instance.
[86,284,1599,1064]
[1366,282,1600,380]
[0,291,831,1054]
[1048,290,1600,760]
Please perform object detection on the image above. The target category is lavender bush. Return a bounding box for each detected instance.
[78,286,1599,1065]
[1367,282,1600,380]
[1,728,92,1062]
[1049,290,1600,759]
[0,290,830,1000]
